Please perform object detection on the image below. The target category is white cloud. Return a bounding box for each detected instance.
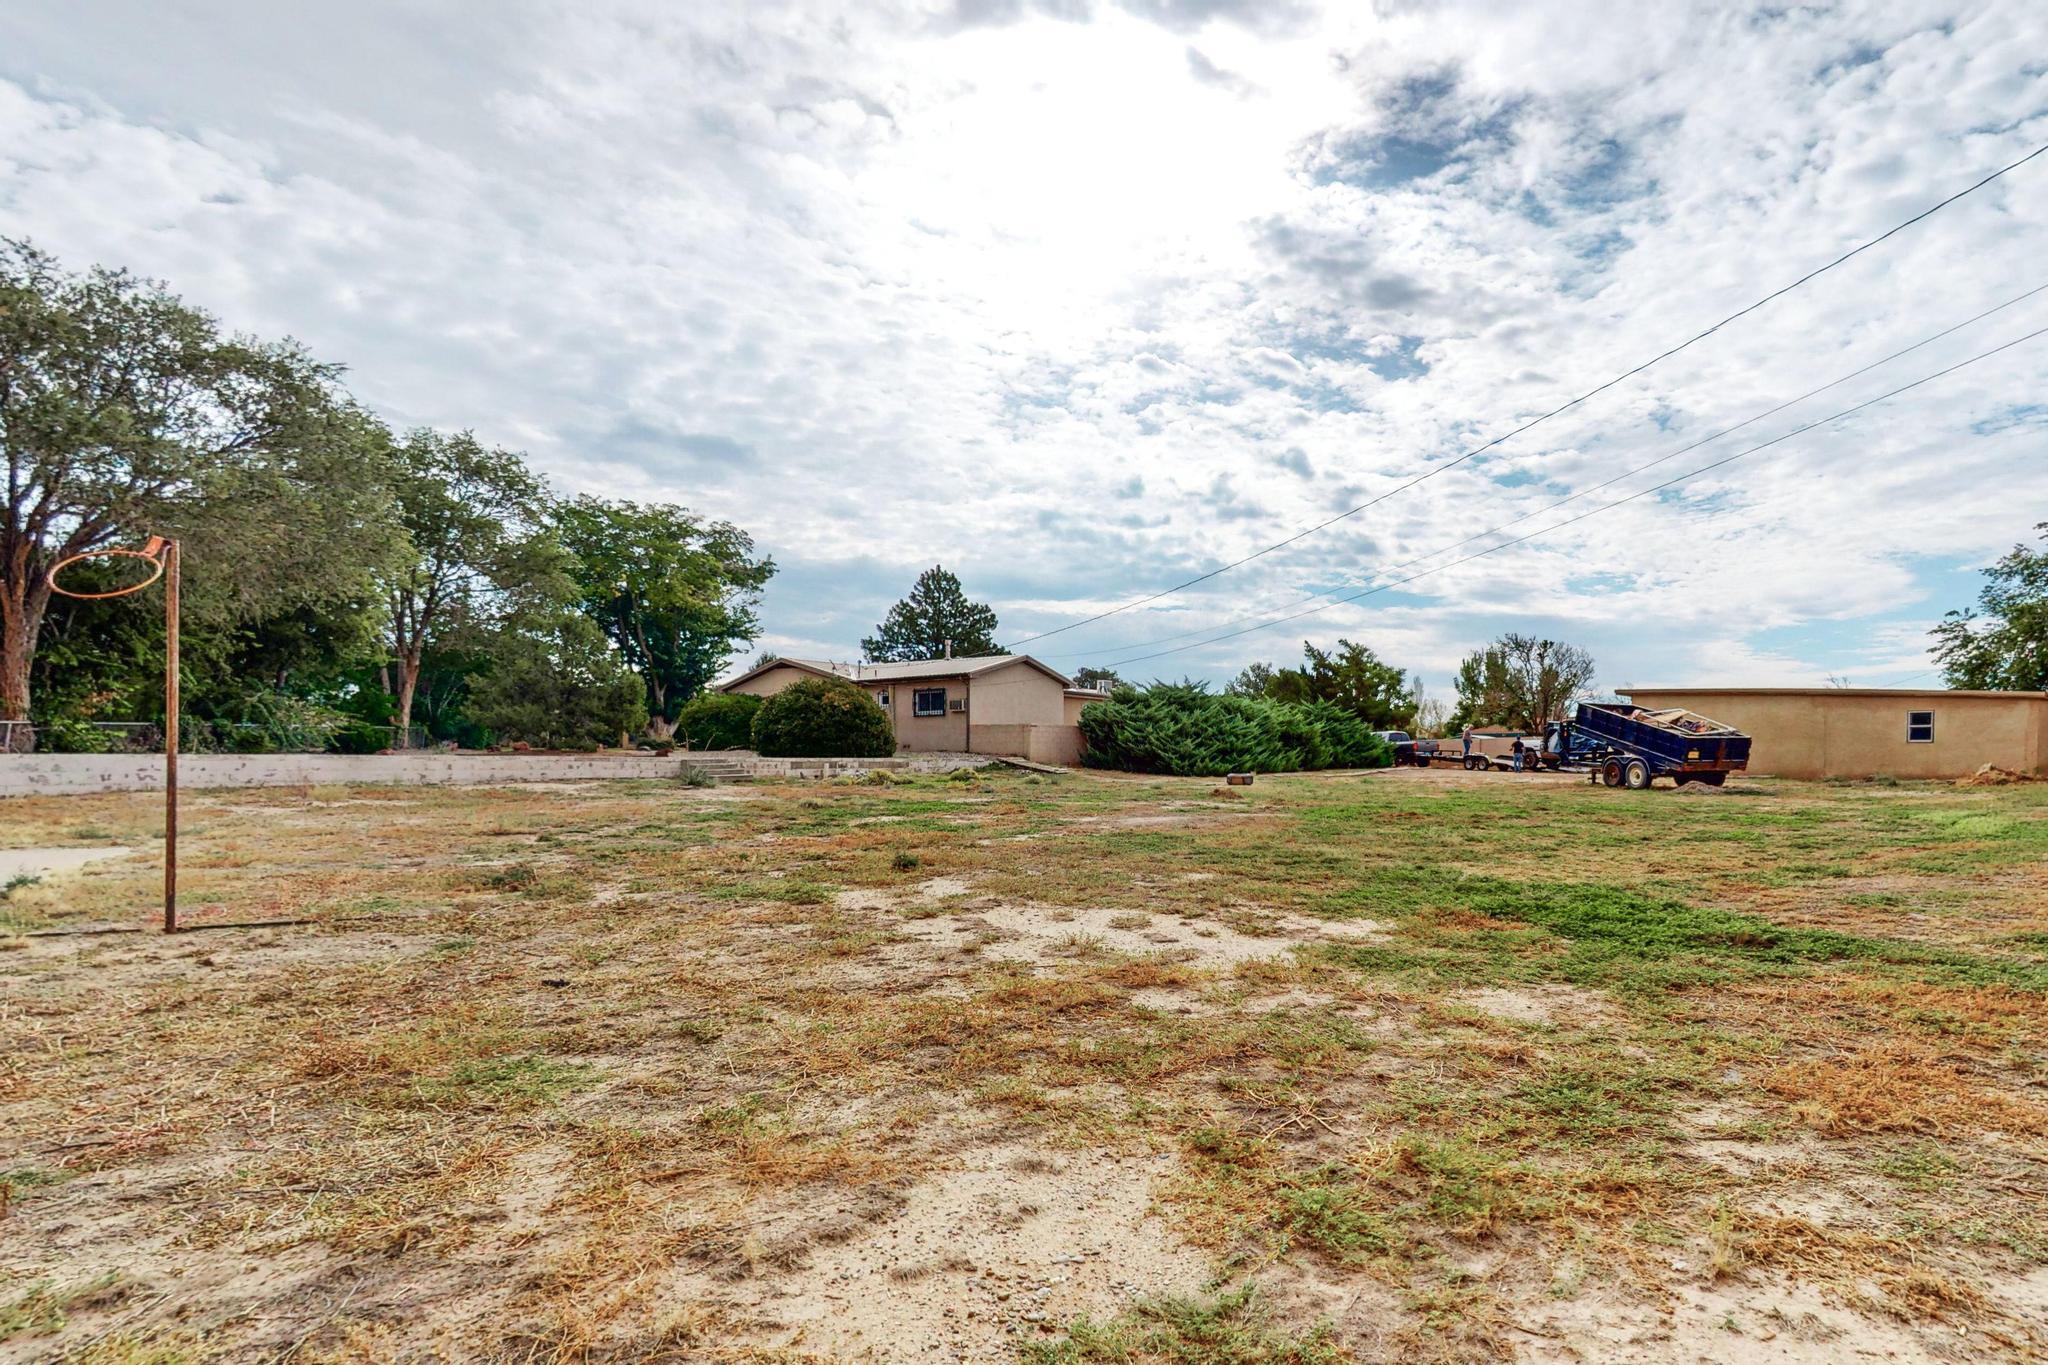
[3,0,2046,692]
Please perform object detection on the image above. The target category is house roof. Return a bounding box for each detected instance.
[719,653,1073,692]
[1621,686,2048,701]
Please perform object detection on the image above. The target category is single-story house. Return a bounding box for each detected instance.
[719,654,1108,765]
[1618,686,2048,780]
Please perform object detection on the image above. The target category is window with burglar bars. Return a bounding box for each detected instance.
[1906,710,1934,743]
[913,688,947,717]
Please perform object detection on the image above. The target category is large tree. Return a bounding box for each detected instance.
[1225,661,1278,698]
[466,611,647,750]
[381,429,563,744]
[0,240,397,723]
[1931,523,2048,690]
[1265,638,1417,729]
[862,565,1004,662]
[1448,633,1596,732]
[554,496,774,738]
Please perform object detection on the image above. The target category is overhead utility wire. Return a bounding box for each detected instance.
[1094,322,2048,670]
[1055,281,2048,660]
[1002,140,2048,652]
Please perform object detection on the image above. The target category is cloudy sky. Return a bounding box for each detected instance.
[5,1,2046,698]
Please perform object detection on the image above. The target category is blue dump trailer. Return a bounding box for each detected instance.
[1546,702,1752,790]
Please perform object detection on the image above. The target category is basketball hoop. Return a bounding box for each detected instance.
[48,538,168,599]
[48,535,182,932]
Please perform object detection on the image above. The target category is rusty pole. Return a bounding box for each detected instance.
[163,539,180,934]
[45,536,180,933]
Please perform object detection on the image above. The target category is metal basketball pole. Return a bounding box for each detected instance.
[162,539,179,933]
[47,536,181,933]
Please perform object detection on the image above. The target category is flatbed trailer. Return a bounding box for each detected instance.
[1560,702,1751,790]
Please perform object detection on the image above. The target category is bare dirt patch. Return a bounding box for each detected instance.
[1443,984,1614,1028]
[686,1141,1207,1356]
[0,845,135,882]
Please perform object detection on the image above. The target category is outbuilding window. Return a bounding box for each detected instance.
[1907,710,1934,744]
[875,691,889,706]
[913,688,947,717]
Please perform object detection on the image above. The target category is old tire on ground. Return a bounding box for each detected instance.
[1601,757,1624,788]
[1624,758,1652,790]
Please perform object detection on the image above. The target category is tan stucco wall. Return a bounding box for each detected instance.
[968,724,1085,765]
[874,679,969,751]
[970,664,1068,726]
[1063,693,1103,726]
[724,664,825,697]
[1621,690,2048,780]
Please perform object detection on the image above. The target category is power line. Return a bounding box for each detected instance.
[1002,140,2048,652]
[1055,281,2048,660]
[1094,322,2048,670]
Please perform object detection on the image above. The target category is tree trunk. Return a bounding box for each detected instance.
[394,653,420,750]
[643,675,669,740]
[0,574,50,724]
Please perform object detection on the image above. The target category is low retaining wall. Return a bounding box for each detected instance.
[0,753,696,796]
[0,752,916,797]
[740,757,911,780]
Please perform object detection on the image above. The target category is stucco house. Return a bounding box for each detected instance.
[1618,686,2048,780]
[719,654,1106,764]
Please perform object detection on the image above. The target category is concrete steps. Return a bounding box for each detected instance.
[676,754,751,781]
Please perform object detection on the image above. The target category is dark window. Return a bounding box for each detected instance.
[913,688,947,717]
[1907,710,1934,743]
[875,690,889,705]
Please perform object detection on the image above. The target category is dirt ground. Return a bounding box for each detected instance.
[2,765,2045,1362]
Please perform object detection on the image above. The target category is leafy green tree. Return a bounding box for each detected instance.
[672,692,764,750]
[380,429,562,744]
[1262,639,1416,729]
[862,565,1003,662]
[1932,524,2048,690]
[1447,633,1595,732]
[554,496,774,737]
[1225,661,1279,698]
[466,612,647,750]
[0,239,399,723]
[1072,666,1122,690]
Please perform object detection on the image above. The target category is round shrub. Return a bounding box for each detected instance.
[750,678,895,758]
[673,692,764,751]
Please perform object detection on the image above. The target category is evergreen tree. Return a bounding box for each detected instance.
[861,565,1003,662]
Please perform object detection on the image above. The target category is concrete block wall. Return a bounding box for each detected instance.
[0,752,912,798]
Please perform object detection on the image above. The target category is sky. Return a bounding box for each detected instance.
[4,0,2046,701]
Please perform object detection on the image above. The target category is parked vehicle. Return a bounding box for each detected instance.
[1550,702,1751,790]
[1373,730,1423,765]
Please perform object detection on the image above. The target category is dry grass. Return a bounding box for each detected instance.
[2,768,2045,1361]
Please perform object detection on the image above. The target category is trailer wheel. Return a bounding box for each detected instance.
[1699,772,1727,787]
[1623,758,1652,790]
[1601,758,1625,788]
[1465,756,1483,771]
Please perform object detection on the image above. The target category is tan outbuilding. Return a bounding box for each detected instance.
[719,654,1106,764]
[1618,687,2048,780]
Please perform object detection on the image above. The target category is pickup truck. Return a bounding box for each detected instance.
[1372,730,1423,766]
